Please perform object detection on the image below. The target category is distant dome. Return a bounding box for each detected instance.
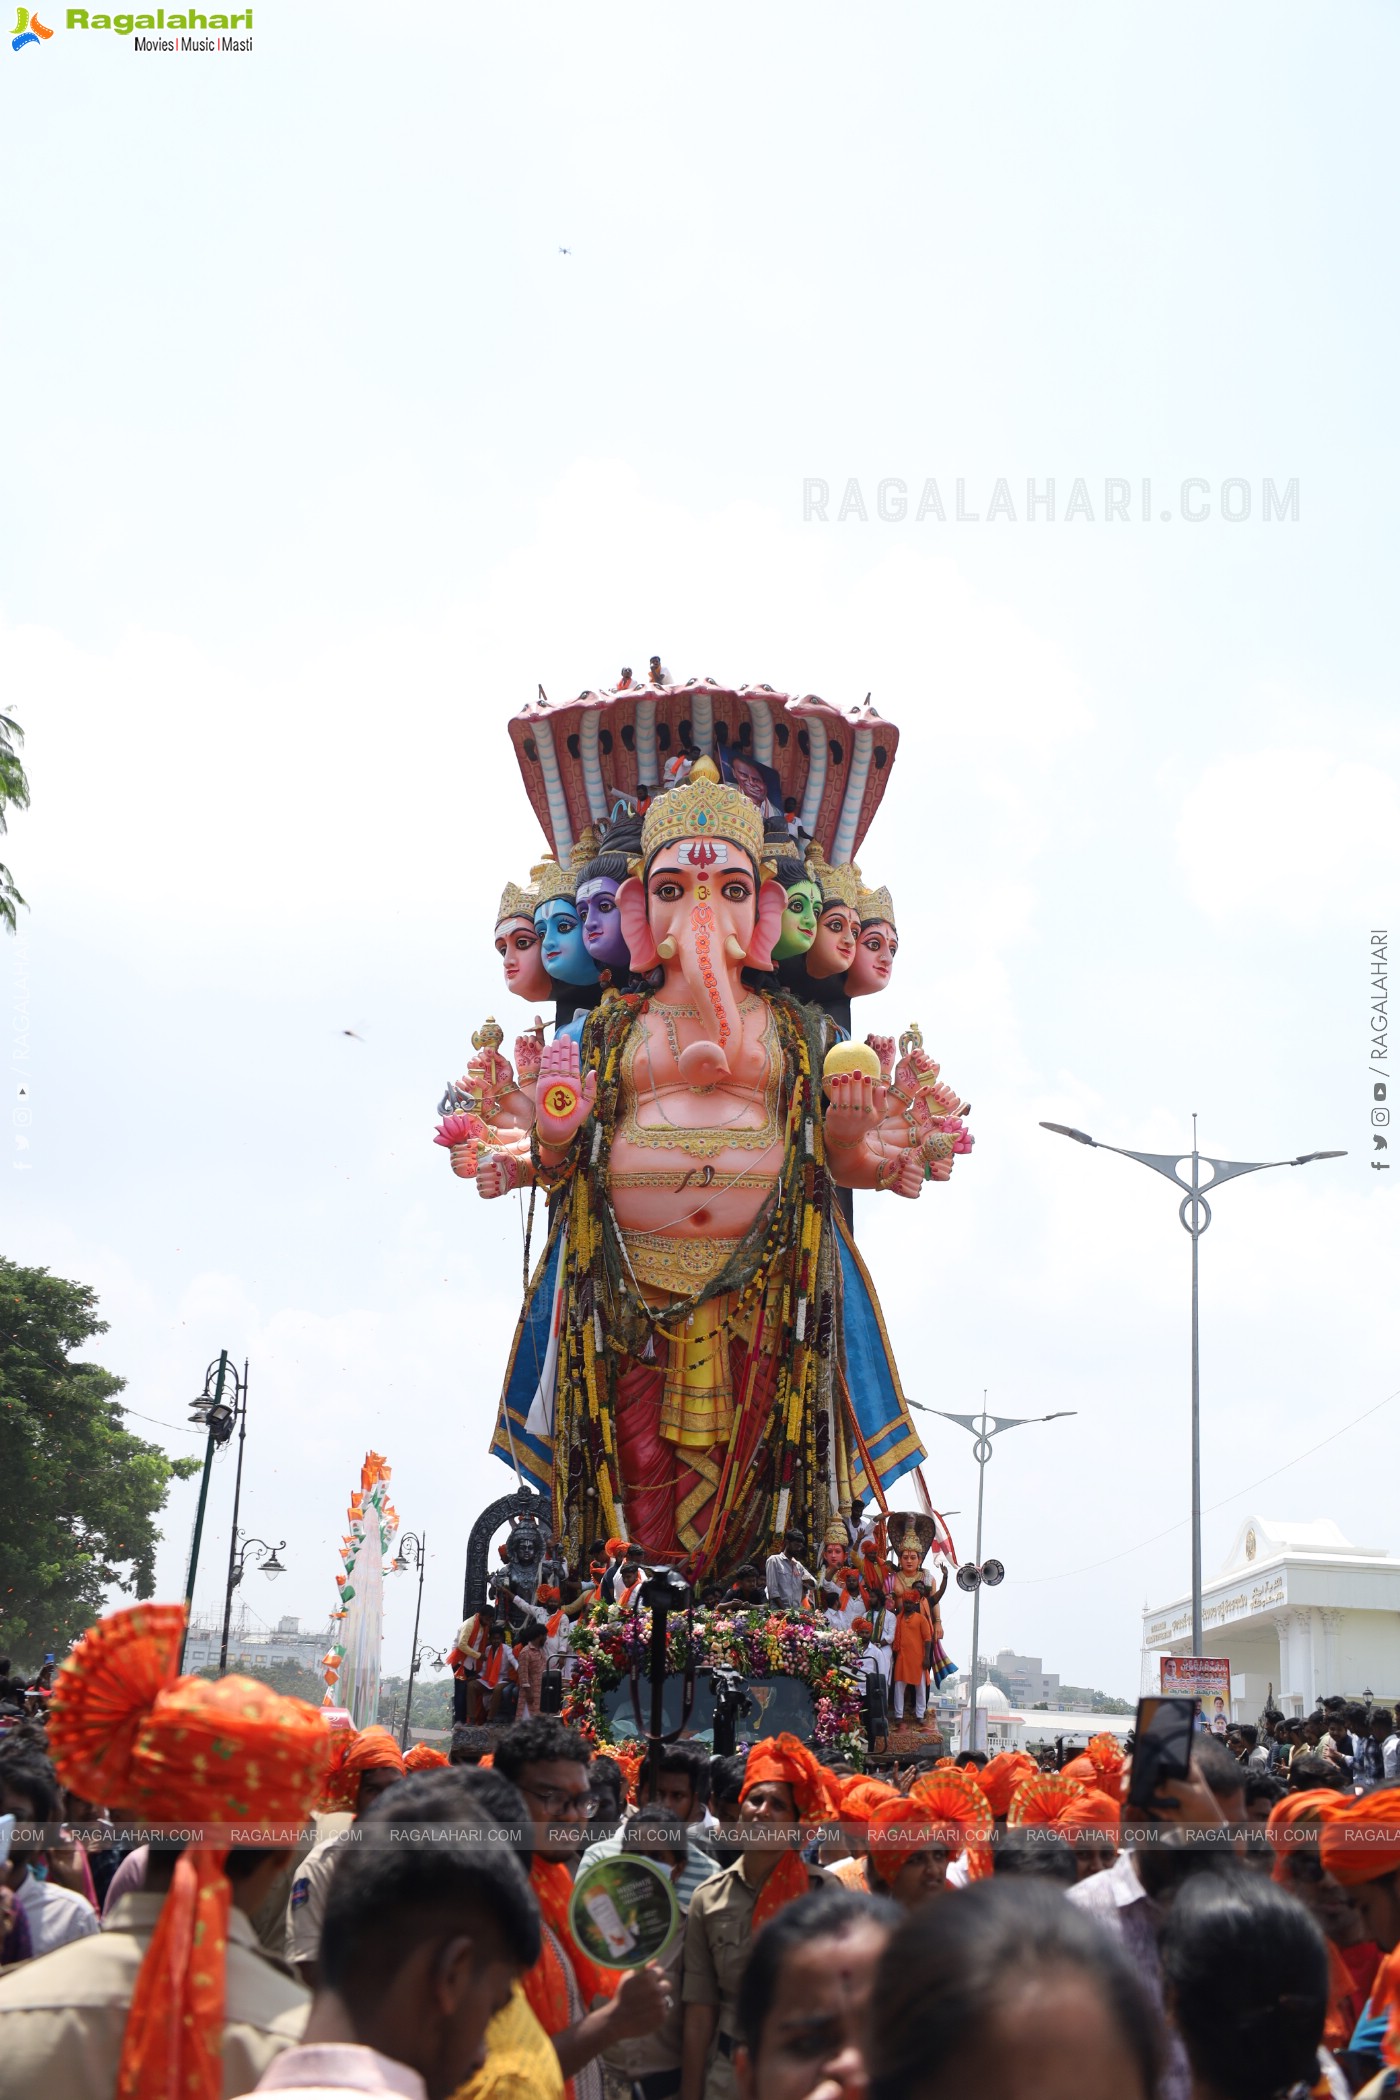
[976,1683,1011,1713]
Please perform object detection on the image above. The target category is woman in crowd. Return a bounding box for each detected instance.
[734,1887,894,2100]
[868,1877,1159,2100]
[1160,1871,1335,2100]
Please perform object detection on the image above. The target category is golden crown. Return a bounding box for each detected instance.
[640,757,764,866]
[806,843,862,911]
[857,880,896,929]
[529,854,574,906]
[495,879,538,928]
[529,830,598,908]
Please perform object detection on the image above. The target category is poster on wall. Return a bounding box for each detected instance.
[1161,1656,1233,1732]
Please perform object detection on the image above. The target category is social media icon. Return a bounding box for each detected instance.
[1377,1135,1390,1150]
[1377,1083,1389,1102]
[1374,1108,1391,1127]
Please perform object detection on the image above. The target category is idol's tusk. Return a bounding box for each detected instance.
[723,934,746,960]
[656,936,678,961]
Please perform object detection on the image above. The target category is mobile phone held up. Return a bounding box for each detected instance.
[1127,1696,1197,1812]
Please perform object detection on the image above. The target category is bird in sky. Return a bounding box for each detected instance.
[342,1029,365,1042]
[558,245,572,255]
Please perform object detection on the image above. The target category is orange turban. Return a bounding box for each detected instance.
[319,1722,408,1812]
[741,1734,838,1926]
[1007,1771,1119,1840]
[1054,1789,1121,1838]
[742,1732,838,1823]
[1317,1789,1400,1888]
[1265,1789,1340,1885]
[867,1795,948,1887]
[840,1774,899,1818]
[47,1604,331,2100]
[1007,1772,1088,1827]
[838,1774,899,1845]
[403,1742,450,1771]
[909,1764,995,1878]
[974,1750,1038,1818]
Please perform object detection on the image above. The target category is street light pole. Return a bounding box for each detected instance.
[1040,1118,1345,1653]
[217,1534,287,1671]
[180,1350,239,1672]
[395,1533,427,1750]
[917,1399,1075,1751]
[217,1360,252,1672]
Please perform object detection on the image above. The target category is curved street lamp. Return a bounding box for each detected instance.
[180,1350,249,1673]
[220,1534,288,1670]
[1040,1116,1345,1652]
[393,1532,429,1749]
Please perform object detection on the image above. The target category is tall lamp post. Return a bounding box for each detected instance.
[393,1532,428,1750]
[210,1358,253,1671]
[915,1399,1075,1752]
[1040,1118,1345,1652]
[180,1351,243,1671]
[219,1535,287,1671]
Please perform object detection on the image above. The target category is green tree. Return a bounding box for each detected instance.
[380,1671,453,1736]
[0,1257,200,1667]
[0,711,28,934]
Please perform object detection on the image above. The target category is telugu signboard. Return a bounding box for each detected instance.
[1161,1655,1233,1731]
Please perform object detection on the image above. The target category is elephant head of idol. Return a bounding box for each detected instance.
[616,759,786,1087]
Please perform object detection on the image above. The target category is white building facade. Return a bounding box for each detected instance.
[955,1680,1135,1756]
[1141,1517,1400,1719]
[182,1612,334,1675]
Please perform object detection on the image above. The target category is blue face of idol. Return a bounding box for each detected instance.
[535,898,599,987]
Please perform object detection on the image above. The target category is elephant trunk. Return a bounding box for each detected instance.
[676,901,743,1086]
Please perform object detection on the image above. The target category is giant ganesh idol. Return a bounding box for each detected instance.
[436,677,973,1583]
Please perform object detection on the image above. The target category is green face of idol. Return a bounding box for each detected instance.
[773,878,822,961]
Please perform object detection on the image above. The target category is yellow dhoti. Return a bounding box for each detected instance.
[620,1231,741,1453]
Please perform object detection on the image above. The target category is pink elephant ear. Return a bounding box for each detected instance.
[746,879,788,971]
[616,876,659,971]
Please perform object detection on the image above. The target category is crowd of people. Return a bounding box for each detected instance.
[5,1606,1400,2100]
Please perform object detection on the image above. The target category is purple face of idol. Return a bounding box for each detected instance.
[577,876,631,973]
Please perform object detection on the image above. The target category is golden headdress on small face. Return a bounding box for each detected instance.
[529,830,599,908]
[640,756,765,869]
[806,842,862,911]
[496,879,538,929]
[857,880,896,930]
[886,1511,935,1560]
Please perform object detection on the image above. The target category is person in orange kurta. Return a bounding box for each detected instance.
[890,1589,935,1725]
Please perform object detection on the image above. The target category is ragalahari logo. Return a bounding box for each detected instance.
[11,5,53,47]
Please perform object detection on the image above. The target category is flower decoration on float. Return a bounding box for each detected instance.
[561,1598,867,1763]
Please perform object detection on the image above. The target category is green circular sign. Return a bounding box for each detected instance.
[569,1854,679,1969]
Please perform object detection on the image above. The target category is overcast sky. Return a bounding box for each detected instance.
[4,2,1398,1702]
